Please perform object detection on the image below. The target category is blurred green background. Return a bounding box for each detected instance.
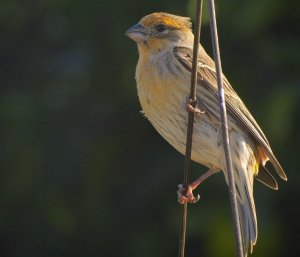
[0,0,299,256]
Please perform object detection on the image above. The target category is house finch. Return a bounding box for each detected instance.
[126,12,287,256]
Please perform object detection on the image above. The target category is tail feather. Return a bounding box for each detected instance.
[236,183,257,256]
[223,170,257,257]
[256,165,278,190]
[225,170,257,257]
[225,134,258,257]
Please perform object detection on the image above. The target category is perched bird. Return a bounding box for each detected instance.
[126,12,287,256]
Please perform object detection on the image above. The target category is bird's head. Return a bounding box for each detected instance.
[126,12,193,54]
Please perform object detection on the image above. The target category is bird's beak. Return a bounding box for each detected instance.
[125,23,147,42]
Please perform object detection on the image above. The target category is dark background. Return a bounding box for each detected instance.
[0,0,299,256]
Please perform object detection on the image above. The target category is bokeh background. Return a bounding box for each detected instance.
[0,0,299,256]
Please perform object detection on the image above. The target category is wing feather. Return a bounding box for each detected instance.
[173,46,287,180]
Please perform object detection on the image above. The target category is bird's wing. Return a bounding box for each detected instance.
[173,46,287,180]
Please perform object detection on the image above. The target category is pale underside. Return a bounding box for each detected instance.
[136,48,258,171]
[135,46,258,255]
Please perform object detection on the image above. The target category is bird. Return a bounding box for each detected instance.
[125,12,287,256]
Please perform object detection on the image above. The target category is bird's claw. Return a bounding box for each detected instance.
[177,184,200,204]
[186,97,205,115]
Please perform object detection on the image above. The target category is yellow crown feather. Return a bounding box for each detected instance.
[140,12,192,31]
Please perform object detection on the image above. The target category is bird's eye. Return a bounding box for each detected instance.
[156,24,167,32]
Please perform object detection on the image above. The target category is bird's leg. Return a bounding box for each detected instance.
[186,96,205,115]
[177,168,216,204]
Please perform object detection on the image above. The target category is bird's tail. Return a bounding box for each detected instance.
[236,179,257,257]
[225,135,258,257]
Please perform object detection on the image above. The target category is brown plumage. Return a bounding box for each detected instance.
[126,12,287,256]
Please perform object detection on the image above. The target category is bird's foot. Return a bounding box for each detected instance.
[177,169,217,204]
[185,97,205,115]
[177,184,200,204]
